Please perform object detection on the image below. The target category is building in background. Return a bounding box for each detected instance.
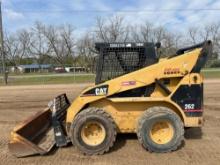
[65,66,87,73]
[9,65,90,73]
[10,64,53,73]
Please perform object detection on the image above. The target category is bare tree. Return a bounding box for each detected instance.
[130,25,140,42]
[187,26,200,44]
[202,23,220,62]
[153,26,166,43]
[77,33,97,71]
[3,18,220,70]
[5,29,30,66]
[95,17,109,42]
[5,33,19,66]
[94,15,130,42]
[141,22,154,42]
[131,22,173,44]
[160,32,183,57]
[29,22,51,64]
[43,24,76,66]
[131,22,154,42]
[130,22,182,56]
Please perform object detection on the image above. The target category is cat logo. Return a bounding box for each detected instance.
[82,85,109,97]
[95,87,108,96]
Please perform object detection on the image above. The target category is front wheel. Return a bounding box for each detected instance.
[70,107,117,155]
[137,106,184,153]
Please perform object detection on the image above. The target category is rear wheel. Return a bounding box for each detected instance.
[137,106,184,152]
[70,107,117,155]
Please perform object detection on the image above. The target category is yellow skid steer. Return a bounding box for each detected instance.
[9,41,212,157]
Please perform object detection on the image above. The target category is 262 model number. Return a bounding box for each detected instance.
[184,104,195,110]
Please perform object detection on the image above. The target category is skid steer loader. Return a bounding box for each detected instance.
[9,41,212,157]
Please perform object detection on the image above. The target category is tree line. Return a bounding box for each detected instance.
[4,16,220,69]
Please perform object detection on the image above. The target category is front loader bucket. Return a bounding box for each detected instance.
[8,94,70,158]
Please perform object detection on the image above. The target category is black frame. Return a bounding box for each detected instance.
[95,42,158,84]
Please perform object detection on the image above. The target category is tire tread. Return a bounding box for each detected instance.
[71,107,117,155]
[137,106,184,153]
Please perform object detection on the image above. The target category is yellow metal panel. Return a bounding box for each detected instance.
[90,99,186,133]
[66,48,203,130]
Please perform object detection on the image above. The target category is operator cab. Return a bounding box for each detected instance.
[95,42,158,84]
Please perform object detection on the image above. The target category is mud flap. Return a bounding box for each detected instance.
[8,94,70,158]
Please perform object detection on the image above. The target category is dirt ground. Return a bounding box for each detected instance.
[0,80,220,165]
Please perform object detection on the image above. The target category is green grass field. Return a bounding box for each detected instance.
[0,68,219,86]
[201,68,220,78]
[0,74,95,86]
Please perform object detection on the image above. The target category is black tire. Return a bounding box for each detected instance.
[70,107,117,155]
[137,106,184,153]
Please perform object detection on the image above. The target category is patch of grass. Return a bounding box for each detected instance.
[0,72,53,76]
[0,74,95,86]
[0,68,220,86]
[202,68,220,78]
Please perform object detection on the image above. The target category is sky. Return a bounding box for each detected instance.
[2,0,220,35]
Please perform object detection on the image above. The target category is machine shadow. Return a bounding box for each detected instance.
[45,134,136,156]
[109,133,137,153]
[44,133,135,157]
[184,127,203,139]
[110,127,203,153]
[45,128,203,156]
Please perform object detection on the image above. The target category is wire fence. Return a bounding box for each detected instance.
[0,72,95,86]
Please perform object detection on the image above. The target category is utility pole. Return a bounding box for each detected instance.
[0,0,7,84]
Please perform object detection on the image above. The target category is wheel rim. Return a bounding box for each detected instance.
[149,120,174,144]
[81,121,106,146]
